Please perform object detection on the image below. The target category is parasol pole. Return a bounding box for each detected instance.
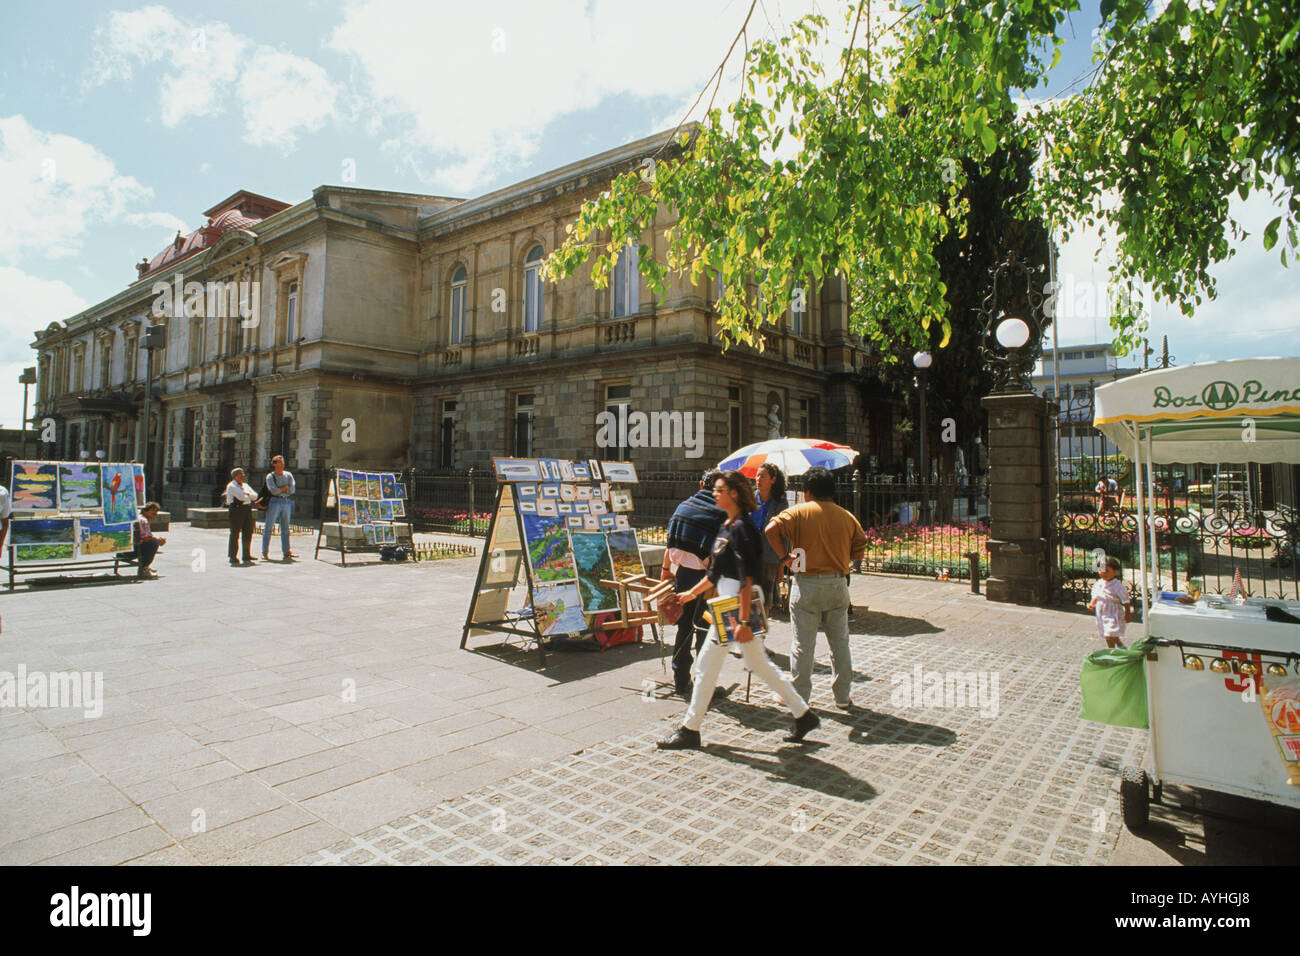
[1132,426,1150,637]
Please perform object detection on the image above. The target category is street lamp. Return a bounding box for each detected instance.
[142,324,165,500]
[913,350,932,524]
[19,366,36,459]
[977,251,1048,392]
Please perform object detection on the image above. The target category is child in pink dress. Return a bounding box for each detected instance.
[1087,556,1131,648]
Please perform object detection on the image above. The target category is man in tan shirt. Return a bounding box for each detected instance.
[765,467,867,707]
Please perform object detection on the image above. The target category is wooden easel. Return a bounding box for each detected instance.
[599,572,674,629]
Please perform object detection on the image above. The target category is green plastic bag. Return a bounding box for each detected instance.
[1079,640,1152,729]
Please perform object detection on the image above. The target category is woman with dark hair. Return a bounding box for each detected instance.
[657,470,819,749]
[755,462,790,612]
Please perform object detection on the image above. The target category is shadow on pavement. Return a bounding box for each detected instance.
[847,610,944,637]
[704,742,880,802]
[709,695,957,750]
[464,635,669,684]
[1123,786,1300,865]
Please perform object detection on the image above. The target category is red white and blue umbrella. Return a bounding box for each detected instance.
[718,437,859,478]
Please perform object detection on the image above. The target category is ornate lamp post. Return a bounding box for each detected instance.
[976,250,1053,604]
[913,350,932,523]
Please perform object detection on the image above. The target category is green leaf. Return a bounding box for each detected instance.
[1263,216,1281,251]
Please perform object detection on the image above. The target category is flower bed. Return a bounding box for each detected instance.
[410,507,491,535]
[860,520,991,578]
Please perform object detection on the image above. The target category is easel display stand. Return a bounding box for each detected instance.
[313,466,413,565]
[461,457,660,666]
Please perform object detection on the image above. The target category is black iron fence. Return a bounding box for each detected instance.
[1052,388,1300,602]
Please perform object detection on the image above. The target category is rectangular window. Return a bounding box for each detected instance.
[612,243,639,317]
[513,393,535,458]
[440,399,457,469]
[286,283,298,343]
[99,340,112,389]
[604,384,632,460]
[450,281,466,345]
[796,397,819,437]
[189,318,205,367]
[523,266,542,333]
[728,385,743,452]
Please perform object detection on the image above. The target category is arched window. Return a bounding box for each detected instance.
[613,243,638,317]
[523,245,544,334]
[449,266,467,345]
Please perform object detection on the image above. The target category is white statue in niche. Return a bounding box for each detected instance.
[767,403,782,439]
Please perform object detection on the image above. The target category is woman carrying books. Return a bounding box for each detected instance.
[657,470,820,750]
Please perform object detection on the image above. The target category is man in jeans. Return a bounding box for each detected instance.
[659,468,726,697]
[262,454,298,561]
[764,467,867,709]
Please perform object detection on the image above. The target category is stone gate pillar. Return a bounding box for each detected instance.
[981,391,1054,604]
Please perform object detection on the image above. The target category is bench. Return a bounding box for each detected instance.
[187,507,229,529]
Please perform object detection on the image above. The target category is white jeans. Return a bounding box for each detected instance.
[682,578,809,732]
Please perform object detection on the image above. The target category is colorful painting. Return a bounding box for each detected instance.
[10,462,58,510]
[379,525,396,544]
[531,581,586,636]
[571,531,618,613]
[364,526,378,545]
[337,470,354,497]
[366,475,382,500]
[99,464,138,524]
[606,529,643,580]
[11,517,76,546]
[521,512,575,583]
[15,544,76,563]
[391,498,405,517]
[379,500,394,521]
[380,473,397,498]
[394,482,407,499]
[132,464,146,507]
[338,497,357,525]
[57,463,101,511]
[79,517,133,555]
[363,500,380,524]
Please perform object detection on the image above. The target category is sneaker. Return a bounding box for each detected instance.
[656,727,701,750]
[783,709,821,742]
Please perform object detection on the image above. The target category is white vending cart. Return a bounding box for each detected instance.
[1093,357,1300,828]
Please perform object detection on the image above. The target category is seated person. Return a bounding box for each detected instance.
[132,501,166,579]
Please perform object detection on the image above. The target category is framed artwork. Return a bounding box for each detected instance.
[78,517,133,555]
[391,499,405,517]
[575,485,592,501]
[559,484,576,502]
[10,462,58,510]
[574,501,590,514]
[380,473,398,499]
[325,479,337,508]
[570,531,619,613]
[571,462,590,480]
[364,526,378,545]
[519,499,537,514]
[520,512,575,583]
[605,529,643,579]
[379,500,394,521]
[614,514,630,531]
[598,514,618,530]
[600,460,638,483]
[609,488,633,512]
[566,516,584,529]
[583,515,599,530]
[395,482,407,498]
[132,463,146,507]
[493,457,544,482]
[536,498,558,516]
[590,500,608,515]
[337,470,355,497]
[557,502,573,514]
[11,517,76,547]
[540,484,561,499]
[517,484,537,498]
[587,459,602,480]
[366,475,383,501]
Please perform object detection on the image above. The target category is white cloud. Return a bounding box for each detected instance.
[0,267,90,427]
[0,114,151,263]
[88,5,341,153]
[327,0,886,189]
[125,211,190,241]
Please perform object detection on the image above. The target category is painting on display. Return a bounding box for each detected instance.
[379,500,394,521]
[380,473,398,499]
[391,499,405,518]
[519,499,537,514]
[99,464,138,525]
[379,525,397,544]
[78,518,133,555]
[520,512,575,583]
[58,463,101,511]
[605,529,644,580]
[337,470,355,497]
[598,515,618,530]
[338,498,357,526]
[600,461,638,483]
[10,462,58,510]
[132,464,146,507]
[364,526,378,545]
[12,517,76,562]
[394,482,406,499]
[493,458,544,482]
[365,475,383,501]
[609,489,633,512]
[570,531,618,613]
[531,581,586,636]
[614,514,630,531]
[566,516,583,529]
[536,499,558,516]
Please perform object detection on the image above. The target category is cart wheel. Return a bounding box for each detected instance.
[1120,765,1150,831]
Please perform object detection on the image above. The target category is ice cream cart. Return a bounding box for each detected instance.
[1093,357,1300,829]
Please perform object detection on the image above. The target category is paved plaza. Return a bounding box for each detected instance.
[2,524,1296,866]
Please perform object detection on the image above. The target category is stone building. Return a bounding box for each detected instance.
[31,129,890,515]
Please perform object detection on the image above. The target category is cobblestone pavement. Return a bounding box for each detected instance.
[298,582,1149,865]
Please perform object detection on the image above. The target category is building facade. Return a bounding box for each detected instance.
[31,130,885,515]
[1031,342,1141,462]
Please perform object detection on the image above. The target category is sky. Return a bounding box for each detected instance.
[1,0,1295,429]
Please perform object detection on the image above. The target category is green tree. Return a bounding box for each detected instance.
[543,0,1298,357]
